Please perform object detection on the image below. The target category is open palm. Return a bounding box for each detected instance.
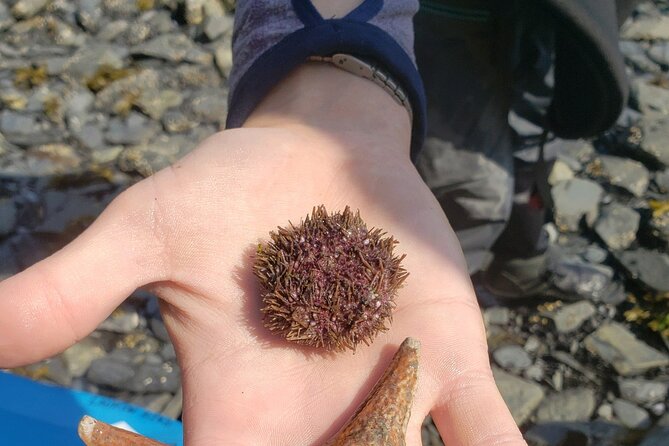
[0,125,524,446]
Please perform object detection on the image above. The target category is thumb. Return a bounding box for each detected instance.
[0,178,170,367]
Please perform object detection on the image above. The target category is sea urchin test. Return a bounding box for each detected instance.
[254,206,408,351]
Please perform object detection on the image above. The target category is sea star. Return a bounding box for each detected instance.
[78,337,420,446]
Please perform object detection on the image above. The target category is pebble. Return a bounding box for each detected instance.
[622,15,669,40]
[618,378,669,406]
[551,178,603,231]
[535,388,596,422]
[632,79,669,115]
[612,398,651,429]
[619,40,663,73]
[493,367,545,425]
[135,88,183,120]
[648,41,669,67]
[596,155,650,197]
[483,306,510,326]
[584,322,669,376]
[551,301,596,334]
[61,336,107,378]
[550,255,614,301]
[548,159,574,186]
[204,14,233,41]
[594,203,639,251]
[493,345,533,370]
[616,248,669,292]
[11,0,49,19]
[132,33,197,62]
[99,304,141,333]
[640,116,669,167]
[105,112,160,145]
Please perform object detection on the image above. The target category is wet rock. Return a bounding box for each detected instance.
[99,304,140,333]
[551,351,600,384]
[583,245,608,264]
[618,378,669,406]
[0,197,17,236]
[594,204,639,251]
[493,367,545,425]
[616,248,669,292]
[632,79,669,115]
[105,112,160,145]
[548,159,574,186]
[551,301,596,334]
[11,0,49,19]
[556,140,595,171]
[595,155,650,197]
[612,399,651,429]
[421,416,442,446]
[116,333,160,354]
[0,110,62,146]
[87,350,137,389]
[535,388,596,422]
[132,33,196,62]
[130,360,180,393]
[160,343,176,360]
[150,317,170,342]
[71,123,105,151]
[61,336,107,378]
[584,322,669,376]
[641,413,669,446]
[640,116,669,167]
[493,345,533,370]
[135,89,183,120]
[551,178,603,231]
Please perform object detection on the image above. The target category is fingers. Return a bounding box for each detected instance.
[0,179,169,367]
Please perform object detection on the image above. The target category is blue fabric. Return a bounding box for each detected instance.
[226,1,426,161]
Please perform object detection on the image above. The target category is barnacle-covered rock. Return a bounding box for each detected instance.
[254,206,408,351]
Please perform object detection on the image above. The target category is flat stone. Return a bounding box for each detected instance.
[150,317,170,342]
[135,89,183,120]
[214,39,233,78]
[548,159,574,186]
[188,88,228,123]
[0,3,15,31]
[641,116,669,167]
[87,352,137,389]
[105,112,160,145]
[619,40,663,73]
[162,386,183,419]
[654,169,669,193]
[204,14,233,40]
[493,367,545,425]
[61,336,107,378]
[618,378,669,406]
[95,69,160,110]
[551,301,596,334]
[551,255,615,301]
[583,244,608,264]
[596,155,650,197]
[71,123,105,151]
[613,399,651,429]
[525,421,627,446]
[96,20,129,41]
[132,33,196,62]
[584,322,669,376]
[13,357,72,386]
[99,304,141,333]
[0,111,62,146]
[129,360,180,393]
[11,0,48,19]
[77,0,103,32]
[617,248,669,292]
[535,388,596,422]
[0,197,17,236]
[483,307,510,326]
[493,345,533,370]
[594,203,639,251]
[622,15,669,40]
[551,178,603,232]
[648,41,669,67]
[65,44,128,79]
[633,79,669,115]
[162,110,197,133]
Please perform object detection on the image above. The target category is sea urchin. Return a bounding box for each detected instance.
[254,205,408,351]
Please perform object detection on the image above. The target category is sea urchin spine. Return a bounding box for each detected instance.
[254,205,408,351]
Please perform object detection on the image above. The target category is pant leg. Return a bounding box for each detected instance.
[414,1,517,274]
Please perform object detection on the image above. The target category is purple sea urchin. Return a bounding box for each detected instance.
[254,206,408,351]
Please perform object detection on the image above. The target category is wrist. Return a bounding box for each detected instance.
[242,64,412,162]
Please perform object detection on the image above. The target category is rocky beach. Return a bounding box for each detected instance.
[1,0,669,445]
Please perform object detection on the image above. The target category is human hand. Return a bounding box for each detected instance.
[0,66,525,446]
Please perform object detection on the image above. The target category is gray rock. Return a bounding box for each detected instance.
[622,16,669,40]
[126,21,151,45]
[162,110,197,133]
[493,345,533,370]
[36,190,107,234]
[117,134,194,177]
[160,343,176,360]
[525,421,627,446]
[204,14,233,40]
[99,304,141,333]
[551,351,600,384]
[105,112,160,145]
[594,203,639,251]
[0,3,15,31]
[483,307,510,326]
[493,367,545,425]
[596,155,650,197]
[162,386,183,419]
[524,364,545,382]
[654,169,669,193]
[150,317,170,342]
[77,0,103,32]
[65,44,128,79]
[16,357,72,386]
[584,322,669,376]
[11,0,49,19]
[131,393,173,413]
[95,69,160,110]
[72,124,105,151]
[618,378,669,406]
[65,90,95,120]
[0,198,17,236]
[132,33,196,62]
[641,116,669,167]
[551,178,603,232]
[612,399,651,429]
[551,301,596,334]
[188,88,228,123]
[597,403,614,421]
[617,248,669,292]
[87,353,137,389]
[583,245,608,264]
[648,41,669,67]
[551,255,614,301]
[135,89,183,120]
[130,360,180,393]
[556,140,595,171]
[619,40,663,73]
[96,20,129,41]
[0,111,62,146]
[633,79,669,115]
[61,336,107,378]
[535,388,596,422]
[214,40,233,78]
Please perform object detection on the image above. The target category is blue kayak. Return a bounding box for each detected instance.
[0,371,183,445]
